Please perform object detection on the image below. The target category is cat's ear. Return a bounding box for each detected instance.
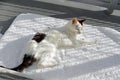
[78,19,86,25]
[72,18,78,24]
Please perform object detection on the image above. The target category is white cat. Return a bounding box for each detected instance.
[26,18,96,68]
[8,18,96,72]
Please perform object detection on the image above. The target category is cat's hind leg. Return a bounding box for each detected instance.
[41,59,58,67]
[37,52,59,68]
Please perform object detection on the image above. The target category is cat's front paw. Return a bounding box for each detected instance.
[83,38,97,45]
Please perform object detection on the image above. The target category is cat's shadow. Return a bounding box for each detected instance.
[0,35,34,68]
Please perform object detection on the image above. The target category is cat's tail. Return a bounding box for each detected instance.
[0,32,47,72]
[11,54,37,72]
[0,54,37,72]
[12,32,47,72]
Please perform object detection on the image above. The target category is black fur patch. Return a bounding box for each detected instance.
[32,32,46,43]
[12,54,36,72]
[0,32,46,72]
[78,19,86,25]
[0,55,36,72]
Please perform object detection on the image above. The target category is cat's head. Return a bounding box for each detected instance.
[66,18,86,34]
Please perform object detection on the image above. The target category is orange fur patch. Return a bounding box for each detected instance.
[72,18,78,24]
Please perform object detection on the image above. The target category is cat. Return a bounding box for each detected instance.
[0,18,96,72]
[24,18,96,70]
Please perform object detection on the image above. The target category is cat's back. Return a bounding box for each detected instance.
[47,30,62,35]
[46,30,64,41]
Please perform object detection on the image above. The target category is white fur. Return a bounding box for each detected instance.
[25,40,38,55]
[25,19,96,68]
[34,40,58,67]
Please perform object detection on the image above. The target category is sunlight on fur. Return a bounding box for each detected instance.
[25,18,96,69]
[12,18,97,72]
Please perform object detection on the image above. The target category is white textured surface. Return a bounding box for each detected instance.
[0,13,120,80]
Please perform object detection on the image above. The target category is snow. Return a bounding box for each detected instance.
[0,13,120,80]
